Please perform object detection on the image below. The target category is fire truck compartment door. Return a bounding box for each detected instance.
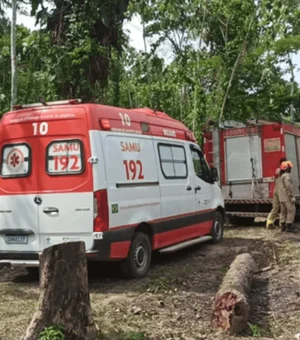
[225,135,262,182]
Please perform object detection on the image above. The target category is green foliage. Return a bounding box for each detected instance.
[124,332,145,340]
[38,325,65,340]
[248,322,263,337]
[1,0,300,138]
[124,0,300,131]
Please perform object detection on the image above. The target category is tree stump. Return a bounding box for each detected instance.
[22,241,98,340]
[211,253,257,334]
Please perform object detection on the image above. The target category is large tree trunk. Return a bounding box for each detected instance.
[11,0,17,110]
[211,253,257,334]
[22,242,97,340]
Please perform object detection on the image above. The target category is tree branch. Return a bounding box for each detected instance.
[219,15,255,123]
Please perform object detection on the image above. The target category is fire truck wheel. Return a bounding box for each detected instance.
[120,232,152,279]
[211,211,224,243]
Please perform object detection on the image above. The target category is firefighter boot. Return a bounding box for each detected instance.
[267,222,275,230]
[280,223,287,232]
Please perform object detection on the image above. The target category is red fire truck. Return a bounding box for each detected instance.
[203,119,300,224]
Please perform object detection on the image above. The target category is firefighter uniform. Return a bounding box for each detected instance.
[266,167,281,228]
[277,165,296,230]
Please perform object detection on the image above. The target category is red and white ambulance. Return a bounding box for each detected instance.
[0,100,224,278]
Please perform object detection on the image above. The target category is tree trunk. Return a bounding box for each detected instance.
[11,0,17,110]
[22,242,98,340]
[211,253,257,334]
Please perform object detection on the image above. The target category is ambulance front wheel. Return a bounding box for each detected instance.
[211,211,224,243]
[120,232,152,279]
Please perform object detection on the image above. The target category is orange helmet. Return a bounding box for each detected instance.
[280,161,293,171]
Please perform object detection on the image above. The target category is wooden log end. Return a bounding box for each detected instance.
[211,253,256,334]
[211,291,249,334]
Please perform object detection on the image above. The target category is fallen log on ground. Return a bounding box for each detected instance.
[211,253,257,334]
[22,241,98,340]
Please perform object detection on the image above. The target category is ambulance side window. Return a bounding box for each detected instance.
[191,149,211,183]
[158,143,187,179]
[46,139,84,175]
[0,143,31,178]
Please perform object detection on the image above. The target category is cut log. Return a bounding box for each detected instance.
[211,253,257,334]
[22,241,98,340]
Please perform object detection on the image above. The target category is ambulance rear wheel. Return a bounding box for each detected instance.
[120,232,152,279]
[211,211,224,243]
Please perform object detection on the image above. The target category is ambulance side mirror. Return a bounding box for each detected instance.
[211,167,219,182]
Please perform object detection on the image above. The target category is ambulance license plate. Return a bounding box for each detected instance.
[5,236,28,244]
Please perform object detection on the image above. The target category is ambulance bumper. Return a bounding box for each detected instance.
[0,229,135,266]
[0,252,40,267]
[0,259,39,267]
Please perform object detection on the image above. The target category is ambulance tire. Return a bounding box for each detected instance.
[120,232,152,279]
[210,211,224,244]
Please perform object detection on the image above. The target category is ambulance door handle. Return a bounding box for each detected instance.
[43,207,59,215]
[195,186,201,193]
[186,186,192,191]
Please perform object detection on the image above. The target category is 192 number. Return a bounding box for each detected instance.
[53,155,80,171]
[32,122,48,135]
[123,160,144,180]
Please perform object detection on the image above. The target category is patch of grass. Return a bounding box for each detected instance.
[269,313,300,338]
[146,276,173,293]
[38,325,65,340]
[0,282,38,340]
[278,241,300,265]
[248,323,263,337]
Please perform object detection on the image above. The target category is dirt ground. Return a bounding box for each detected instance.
[0,225,300,340]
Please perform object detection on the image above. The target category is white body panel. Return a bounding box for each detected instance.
[225,135,262,182]
[0,194,39,252]
[189,144,224,212]
[102,132,161,228]
[90,131,224,231]
[0,192,94,253]
[154,140,197,220]
[38,192,94,250]
[88,130,107,192]
[221,183,270,199]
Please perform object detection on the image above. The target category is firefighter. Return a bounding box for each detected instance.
[266,157,287,229]
[277,160,296,232]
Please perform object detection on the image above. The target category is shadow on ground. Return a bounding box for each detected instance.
[3,231,275,294]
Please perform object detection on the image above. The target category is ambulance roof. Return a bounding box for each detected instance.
[2,101,196,143]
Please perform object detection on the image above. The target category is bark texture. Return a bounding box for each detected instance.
[22,241,97,340]
[211,253,257,334]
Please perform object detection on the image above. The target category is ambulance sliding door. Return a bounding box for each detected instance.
[103,134,161,229]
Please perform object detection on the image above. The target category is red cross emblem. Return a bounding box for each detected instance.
[10,153,20,167]
[6,148,24,172]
